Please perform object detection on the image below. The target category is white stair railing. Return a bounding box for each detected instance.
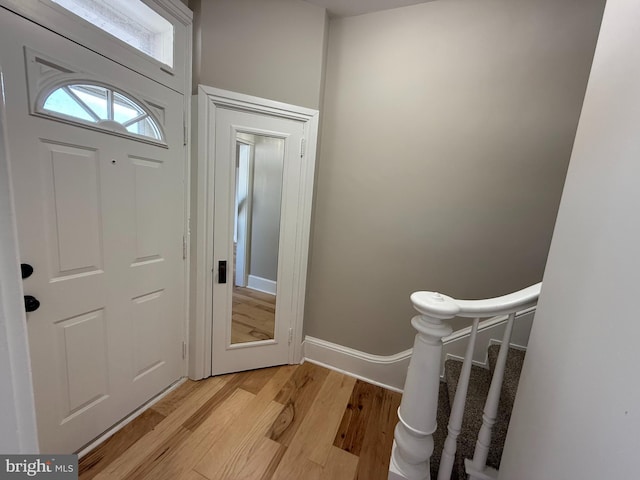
[437,317,479,480]
[388,283,541,480]
[465,312,515,480]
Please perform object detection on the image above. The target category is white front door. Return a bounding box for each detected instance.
[1,10,185,453]
[211,107,304,375]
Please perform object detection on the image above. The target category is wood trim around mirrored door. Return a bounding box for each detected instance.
[190,86,319,380]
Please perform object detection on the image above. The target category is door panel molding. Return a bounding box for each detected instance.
[190,86,319,379]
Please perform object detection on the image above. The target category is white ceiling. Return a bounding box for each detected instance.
[303,0,434,18]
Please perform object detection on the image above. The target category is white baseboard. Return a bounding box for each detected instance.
[303,308,536,393]
[247,275,277,295]
[303,336,411,392]
[75,377,187,458]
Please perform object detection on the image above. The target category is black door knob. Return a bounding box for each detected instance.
[21,263,33,279]
[24,295,40,313]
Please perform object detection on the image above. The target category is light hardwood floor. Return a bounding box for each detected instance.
[231,286,276,344]
[80,363,401,480]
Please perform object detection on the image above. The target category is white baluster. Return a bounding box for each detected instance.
[437,317,480,480]
[465,312,515,480]
[389,292,458,480]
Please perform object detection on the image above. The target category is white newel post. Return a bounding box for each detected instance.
[389,292,459,480]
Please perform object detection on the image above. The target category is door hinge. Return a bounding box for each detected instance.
[288,328,293,345]
[182,236,187,260]
[182,341,187,359]
[299,138,305,158]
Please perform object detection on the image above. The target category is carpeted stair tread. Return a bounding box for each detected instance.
[445,359,491,406]
[486,345,526,466]
[487,345,525,411]
[444,360,494,477]
[443,354,522,474]
[430,347,526,478]
[432,381,451,479]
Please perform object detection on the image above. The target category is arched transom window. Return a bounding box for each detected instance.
[40,83,164,142]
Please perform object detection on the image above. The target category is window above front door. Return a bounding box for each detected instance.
[51,0,175,68]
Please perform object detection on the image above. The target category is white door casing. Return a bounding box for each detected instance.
[0,61,40,455]
[1,10,186,453]
[190,86,319,379]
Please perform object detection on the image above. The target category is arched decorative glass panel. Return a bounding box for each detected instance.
[40,83,164,142]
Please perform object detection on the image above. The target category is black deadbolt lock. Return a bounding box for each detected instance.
[21,263,33,279]
[218,261,227,284]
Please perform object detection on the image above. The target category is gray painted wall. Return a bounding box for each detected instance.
[192,0,328,109]
[500,1,640,477]
[249,136,284,283]
[304,0,605,355]
[191,0,605,356]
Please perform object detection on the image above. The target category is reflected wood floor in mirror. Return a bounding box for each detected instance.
[79,362,401,480]
[231,286,276,343]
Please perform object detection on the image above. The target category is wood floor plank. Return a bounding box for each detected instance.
[323,446,359,480]
[268,361,330,446]
[136,388,256,480]
[304,372,357,466]
[79,408,166,480]
[270,371,356,480]
[252,364,297,400]
[178,470,209,480]
[232,308,275,338]
[238,366,280,395]
[182,369,255,432]
[233,286,276,305]
[231,319,272,343]
[333,379,379,456]
[194,366,296,479]
[355,388,402,480]
[152,380,202,417]
[270,456,324,480]
[198,406,284,480]
[231,285,276,343]
[92,376,228,480]
[120,426,192,480]
[82,365,401,480]
[258,443,287,480]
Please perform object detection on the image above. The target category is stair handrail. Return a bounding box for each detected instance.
[388,283,541,480]
[410,282,541,318]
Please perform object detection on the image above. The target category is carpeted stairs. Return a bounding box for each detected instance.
[430,345,526,479]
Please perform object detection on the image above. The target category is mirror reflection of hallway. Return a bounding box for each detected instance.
[231,134,283,344]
